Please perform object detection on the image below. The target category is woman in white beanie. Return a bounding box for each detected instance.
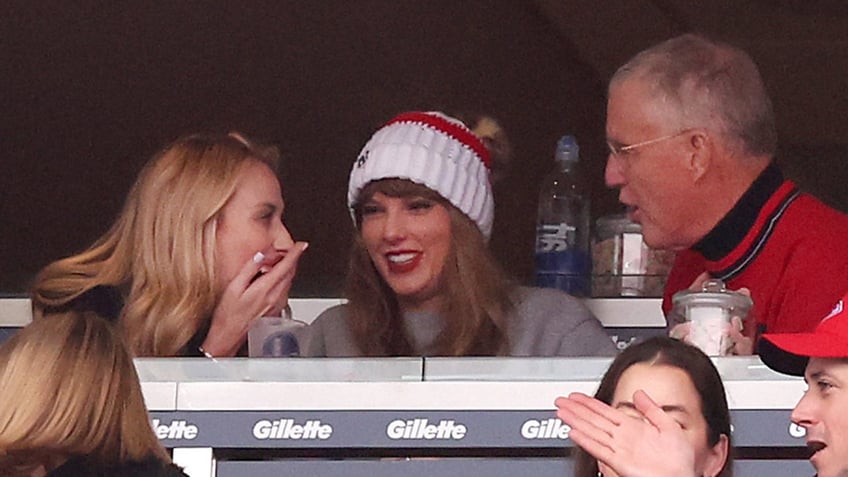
[303,111,615,357]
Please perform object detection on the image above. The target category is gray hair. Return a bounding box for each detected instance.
[611,33,777,157]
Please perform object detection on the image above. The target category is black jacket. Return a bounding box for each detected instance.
[46,456,189,477]
[45,285,208,357]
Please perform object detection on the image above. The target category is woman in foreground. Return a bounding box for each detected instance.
[0,312,188,476]
[556,336,732,477]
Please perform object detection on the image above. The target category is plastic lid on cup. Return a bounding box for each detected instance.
[671,279,754,317]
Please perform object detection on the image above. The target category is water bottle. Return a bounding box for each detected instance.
[534,135,591,296]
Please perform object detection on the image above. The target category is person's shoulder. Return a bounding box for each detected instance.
[301,303,361,357]
[118,459,190,477]
[301,304,348,352]
[165,465,191,477]
[124,460,188,477]
[41,284,124,322]
[786,191,848,231]
[513,286,588,310]
[46,456,189,477]
[311,303,349,328]
[508,286,616,356]
[160,463,191,477]
[510,286,595,327]
[774,194,848,261]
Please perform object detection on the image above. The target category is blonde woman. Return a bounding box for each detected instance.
[31,132,308,357]
[0,312,188,476]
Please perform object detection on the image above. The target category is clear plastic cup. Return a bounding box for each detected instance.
[247,316,307,357]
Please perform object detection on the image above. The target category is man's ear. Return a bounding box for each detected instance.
[686,130,711,182]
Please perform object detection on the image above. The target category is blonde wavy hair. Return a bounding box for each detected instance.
[31,132,279,356]
[0,313,170,476]
[347,179,515,356]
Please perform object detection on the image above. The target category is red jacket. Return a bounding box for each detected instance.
[663,165,848,343]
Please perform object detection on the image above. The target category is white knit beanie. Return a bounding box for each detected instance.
[348,111,494,238]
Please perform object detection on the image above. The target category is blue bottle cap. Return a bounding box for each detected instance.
[556,135,579,163]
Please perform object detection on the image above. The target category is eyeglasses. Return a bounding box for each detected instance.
[606,129,694,156]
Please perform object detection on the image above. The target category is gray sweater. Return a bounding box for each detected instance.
[302,287,617,357]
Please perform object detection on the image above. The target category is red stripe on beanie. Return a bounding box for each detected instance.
[384,112,492,168]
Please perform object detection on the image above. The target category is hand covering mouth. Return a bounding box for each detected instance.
[252,249,288,281]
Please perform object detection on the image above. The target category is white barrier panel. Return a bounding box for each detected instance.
[1,297,666,328]
[143,357,807,477]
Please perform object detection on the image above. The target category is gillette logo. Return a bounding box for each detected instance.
[789,423,807,438]
[386,419,467,440]
[151,419,198,440]
[253,419,333,440]
[521,419,570,439]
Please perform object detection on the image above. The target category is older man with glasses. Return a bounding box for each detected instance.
[604,33,848,354]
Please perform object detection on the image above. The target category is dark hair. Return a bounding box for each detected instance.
[573,336,733,477]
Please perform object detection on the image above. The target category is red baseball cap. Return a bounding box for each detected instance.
[758,290,848,376]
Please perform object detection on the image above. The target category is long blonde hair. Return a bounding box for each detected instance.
[31,132,279,356]
[0,313,170,476]
[346,179,515,356]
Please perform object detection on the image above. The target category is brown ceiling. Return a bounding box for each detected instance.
[535,0,848,145]
[1,2,846,294]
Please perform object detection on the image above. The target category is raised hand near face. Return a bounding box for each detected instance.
[204,241,308,357]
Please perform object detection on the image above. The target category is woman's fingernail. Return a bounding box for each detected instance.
[253,252,265,264]
[301,242,310,251]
